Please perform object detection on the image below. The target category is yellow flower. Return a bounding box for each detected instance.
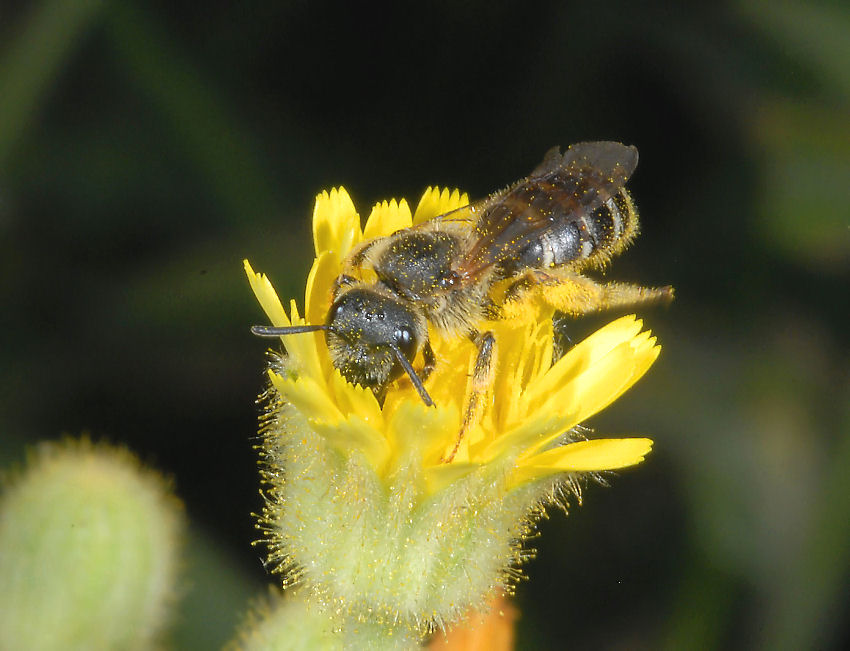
[244,185,661,635]
[246,186,656,487]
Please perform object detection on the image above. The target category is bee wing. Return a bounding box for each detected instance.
[411,201,477,228]
[453,142,638,283]
[531,141,638,178]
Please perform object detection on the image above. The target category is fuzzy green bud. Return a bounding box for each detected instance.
[0,439,184,650]
[233,589,420,650]
[257,402,546,637]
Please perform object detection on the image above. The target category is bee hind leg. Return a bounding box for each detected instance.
[504,268,673,316]
[443,331,496,463]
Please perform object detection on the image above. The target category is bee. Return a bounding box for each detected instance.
[253,142,672,456]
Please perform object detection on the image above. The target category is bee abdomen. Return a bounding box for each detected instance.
[580,189,638,266]
[498,187,637,275]
[585,189,635,251]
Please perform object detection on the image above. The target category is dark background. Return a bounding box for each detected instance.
[2,1,849,648]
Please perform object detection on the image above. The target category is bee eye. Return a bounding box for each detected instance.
[394,326,417,360]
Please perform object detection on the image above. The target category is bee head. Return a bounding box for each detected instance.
[251,287,433,406]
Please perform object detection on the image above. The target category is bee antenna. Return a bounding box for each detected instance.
[251,324,328,337]
[387,343,435,408]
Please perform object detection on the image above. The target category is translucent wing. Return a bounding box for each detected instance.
[410,201,477,229]
[453,141,638,284]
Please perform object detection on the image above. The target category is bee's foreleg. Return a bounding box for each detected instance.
[421,341,436,381]
[443,331,496,463]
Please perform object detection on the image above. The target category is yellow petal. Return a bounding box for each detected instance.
[480,413,577,462]
[363,198,412,241]
[244,259,290,327]
[523,337,659,456]
[246,262,325,382]
[492,318,553,426]
[312,187,361,257]
[511,438,653,486]
[303,254,337,388]
[539,336,660,421]
[416,335,477,411]
[520,315,645,411]
[327,368,384,426]
[305,251,339,327]
[270,372,342,425]
[553,333,659,425]
[412,187,469,225]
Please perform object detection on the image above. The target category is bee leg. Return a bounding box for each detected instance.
[505,269,673,316]
[332,274,358,293]
[443,331,496,463]
[551,312,573,362]
[421,341,437,381]
[340,238,382,277]
[591,280,674,313]
[374,384,388,407]
[498,273,543,320]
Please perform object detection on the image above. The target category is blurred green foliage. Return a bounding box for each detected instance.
[1,0,848,648]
